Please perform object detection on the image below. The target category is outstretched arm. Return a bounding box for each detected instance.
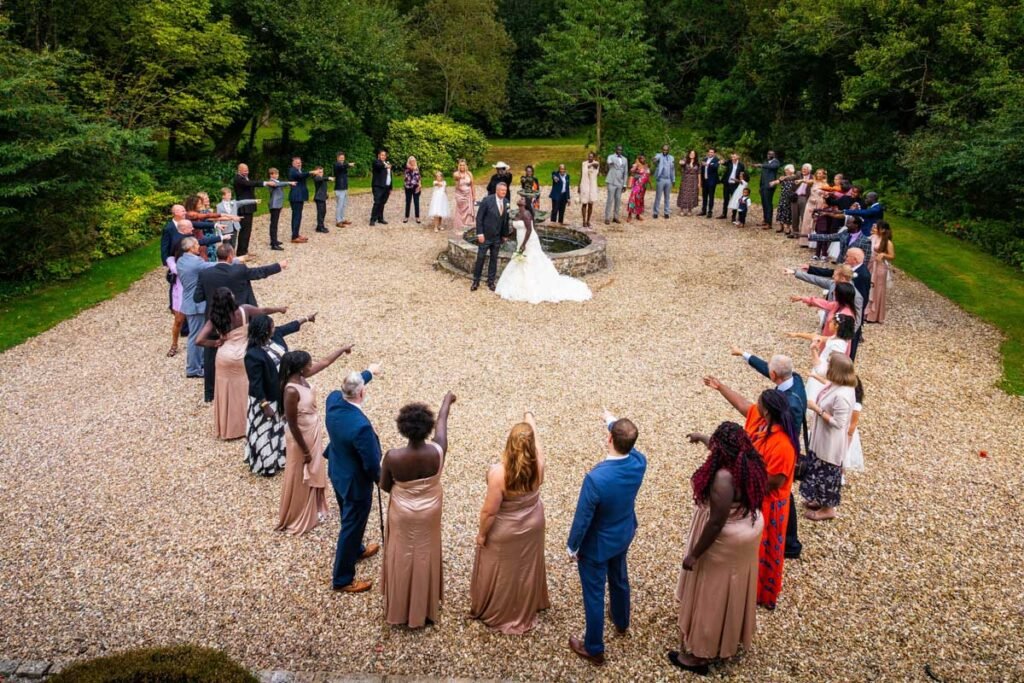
[307,344,353,377]
[703,376,754,417]
[432,391,456,453]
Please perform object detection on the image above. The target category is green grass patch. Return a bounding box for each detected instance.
[888,215,1024,394]
[0,240,162,352]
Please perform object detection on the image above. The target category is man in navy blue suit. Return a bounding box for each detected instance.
[700,148,721,218]
[549,164,571,225]
[325,362,383,593]
[567,411,647,665]
[287,156,312,244]
[731,347,806,559]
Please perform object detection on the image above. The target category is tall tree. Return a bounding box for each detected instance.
[411,0,514,125]
[536,0,662,151]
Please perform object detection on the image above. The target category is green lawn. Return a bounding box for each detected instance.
[0,240,161,353]
[887,215,1024,394]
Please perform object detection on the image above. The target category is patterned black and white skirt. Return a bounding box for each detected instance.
[244,397,285,476]
[798,455,842,508]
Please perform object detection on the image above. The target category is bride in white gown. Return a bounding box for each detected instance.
[495,198,592,304]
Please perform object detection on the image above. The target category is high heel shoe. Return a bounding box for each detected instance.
[668,651,709,676]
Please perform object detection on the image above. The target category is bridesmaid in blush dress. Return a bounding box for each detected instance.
[379,392,456,628]
[866,221,894,323]
[470,411,550,634]
[452,159,476,230]
[276,346,353,534]
[196,288,286,440]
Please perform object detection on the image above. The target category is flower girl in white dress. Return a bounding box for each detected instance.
[845,379,864,473]
[428,171,450,232]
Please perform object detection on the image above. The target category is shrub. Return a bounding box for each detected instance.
[938,217,1024,271]
[599,108,672,162]
[49,645,257,683]
[150,159,237,199]
[302,123,375,178]
[384,115,489,175]
[95,191,177,259]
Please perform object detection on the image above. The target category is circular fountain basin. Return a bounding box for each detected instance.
[438,224,608,279]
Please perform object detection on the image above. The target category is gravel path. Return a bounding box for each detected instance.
[1,189,1022,682]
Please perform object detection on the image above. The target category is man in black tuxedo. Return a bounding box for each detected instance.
[194,243,288,401]
[719,153,744,219]
[471,183,511,291]
[700,148,720,217]
[370,149,393,225]
[754,150,781,227]
[232,163,268,256]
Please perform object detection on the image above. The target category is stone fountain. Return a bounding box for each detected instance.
[436,190,609,279]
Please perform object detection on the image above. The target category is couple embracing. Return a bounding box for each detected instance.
[471,183,591,304]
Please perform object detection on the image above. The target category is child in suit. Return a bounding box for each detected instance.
[735,187,751,226]
[266,168,293,251]
[218,187,259,249]
[313,166,334,233]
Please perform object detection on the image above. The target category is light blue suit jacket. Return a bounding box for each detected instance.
[177,252,215,316]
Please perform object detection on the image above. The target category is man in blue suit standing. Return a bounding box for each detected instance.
[549,163,571,226]
[287,156,312,244]
[567,411,647,665]
[325,362,383,593]
[731,347,806,559]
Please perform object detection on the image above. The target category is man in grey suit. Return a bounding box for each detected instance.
[651,145,675,218]
[175,237,217,378]
[604,145,628,225]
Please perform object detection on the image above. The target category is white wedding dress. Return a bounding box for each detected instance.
[495,220,592,304]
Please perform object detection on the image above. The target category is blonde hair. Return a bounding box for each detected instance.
[814,168,827,181]
[826,353,858,387]
[407,156,418,169]
[434,170,444,181]
[502,423,539,495]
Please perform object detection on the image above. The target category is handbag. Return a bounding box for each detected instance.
[794,418,812,481]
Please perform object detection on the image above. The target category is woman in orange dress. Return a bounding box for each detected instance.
[702,378,797,609]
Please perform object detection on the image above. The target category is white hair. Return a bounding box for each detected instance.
[768,354,794,380]
[179,237,198,252]
[801,163,812,172]
[342,371,365,400]
[784,164,796,174]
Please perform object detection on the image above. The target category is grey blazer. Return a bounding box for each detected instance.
[177,253,216,316]
[267,181,289,209]
[605,154,628,188]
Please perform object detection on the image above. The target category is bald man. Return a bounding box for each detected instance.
[233,163,272,256]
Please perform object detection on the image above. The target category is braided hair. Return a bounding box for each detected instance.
[278,350,311,401]
[758,389,800,458]
[691,422,768,521]
[247,314,273,348]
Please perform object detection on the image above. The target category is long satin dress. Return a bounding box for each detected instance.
[677,503,763,659]
[453,174,475,230]
[470,487,550,634]
[381,442,445,628]
[275,382,328,534]
[213,308,249,440]
[866,235,890,323]
[799,183,828,247]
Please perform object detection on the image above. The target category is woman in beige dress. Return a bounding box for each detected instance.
[379,391,456,628]
[865,221,894,323]
[579,152,601,228]
[798,168,829,247]
[470,412,550,634]
[275,346,354,535]
[196,287,286,439]
[452,159,476,230]
[673,422,768,675]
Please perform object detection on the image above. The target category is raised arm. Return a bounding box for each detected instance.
[476,464,505,547]
[703,375,754,417]
[432,391,456,454]
[246,261,284,280]
[307,345,354,377]
[240,303,287,317]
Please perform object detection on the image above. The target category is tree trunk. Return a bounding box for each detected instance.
[595,101,602,154]
[213,115,251,160]
[244,114,259,159]
[281,123,292,154]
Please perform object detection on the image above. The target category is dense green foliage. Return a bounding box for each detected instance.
[48,645,257,682]
[385,115,489,175]
[2,0,1023,278]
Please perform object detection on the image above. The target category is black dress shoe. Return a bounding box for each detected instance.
[470,282,479,291]
[487,282,496,291]
[785,550,802,560]
[315,227,329,233]
[668,651,709,676]
[271,244,285,251]
[378,219,389,225]
[369,221,376,226]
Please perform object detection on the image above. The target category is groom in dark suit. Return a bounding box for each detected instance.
[567,411,647,665]
[471,182,511,291]
[325,364,383,593]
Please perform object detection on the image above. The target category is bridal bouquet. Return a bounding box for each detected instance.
[512,250,527,263]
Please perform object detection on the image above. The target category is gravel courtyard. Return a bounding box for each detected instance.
[1,188,1022,682]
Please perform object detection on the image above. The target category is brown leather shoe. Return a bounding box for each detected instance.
[342,220,352,225]
[334,580,372,593]
[568,636,604,665]
[359,543,380,561]
[291,236,308,243]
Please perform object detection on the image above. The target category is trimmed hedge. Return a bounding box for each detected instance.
[49,645,257,683]
[384,115,488,175]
